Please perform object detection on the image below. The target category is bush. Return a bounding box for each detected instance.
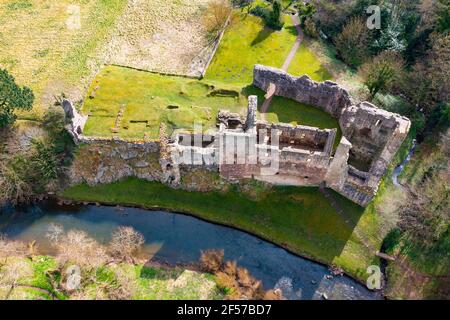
[54,230,109,267]
[0,158,33,205]
[358,51,405,99]
[382,228,403,254]
[303,18,319,38]
[109,226,145,263]
[250,0,284,30]
[0,69,34,128]
[29,139,60,183]
[43,105,66,135]
[200,249,224,273]
[215,262,265,300]
[334,17,370,68]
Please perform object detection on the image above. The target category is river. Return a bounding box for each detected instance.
[392,139,417,189]
[0,201,381,300]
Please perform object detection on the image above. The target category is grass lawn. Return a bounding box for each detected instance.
[0,0,128,117]
[205,12,330,85]
[83,66,341,140]
[83,66,247,139]
[63,178,382,282]
[82,11,340,140]
[287,45,333,81]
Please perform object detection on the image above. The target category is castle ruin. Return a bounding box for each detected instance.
[64,65,411,207]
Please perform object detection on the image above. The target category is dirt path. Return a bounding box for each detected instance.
[260,14,304,118]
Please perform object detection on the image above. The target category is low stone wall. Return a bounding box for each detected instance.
[68,140,162,186]
[253,64,353,118]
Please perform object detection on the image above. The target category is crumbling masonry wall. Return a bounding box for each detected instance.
[64,65,410,207]
[253,65,411,206]
[253,64,353,118]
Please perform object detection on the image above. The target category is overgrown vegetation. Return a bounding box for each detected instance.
[0,69,34,128]
[0,102,74,205]
[200,249,282,300]
[382,128,450,299]
[0,228,224,300]
[299,0,449,299]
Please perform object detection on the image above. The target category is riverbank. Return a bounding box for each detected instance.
[62,178,384,286]
[0,255,222,300]
[0,202,381,300]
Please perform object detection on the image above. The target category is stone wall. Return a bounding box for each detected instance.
[252,65,411,206]
[253,64,353,117]
[68,140,162,186]
[64,64,411,207]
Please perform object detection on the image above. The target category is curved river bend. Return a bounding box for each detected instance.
[0,202,381,300]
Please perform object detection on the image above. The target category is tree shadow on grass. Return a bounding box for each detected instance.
[284,24,300,37]
[251,26,275,46]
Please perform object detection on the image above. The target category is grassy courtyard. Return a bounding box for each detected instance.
[82,67,340,140]
[205,12,331,84]
[83,66,247,139]
[82,10,338,140]
[63,178,383,282]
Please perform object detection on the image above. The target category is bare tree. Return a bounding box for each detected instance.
[202,0,232,38]
[55,230,109,267]
[200,249,224,273]
[0,234,28,260]
[0,259,33,299]
[46,223,64,243]
[108,226,145,263]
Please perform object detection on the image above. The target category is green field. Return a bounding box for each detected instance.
[205,12,330,84]
[82,11,338,140]
[82,66,247,139]
[287,45,333,81]
[63,178,383,282]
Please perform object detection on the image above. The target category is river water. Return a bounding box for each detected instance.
[392,139,417,189]
[0,202,381,300]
